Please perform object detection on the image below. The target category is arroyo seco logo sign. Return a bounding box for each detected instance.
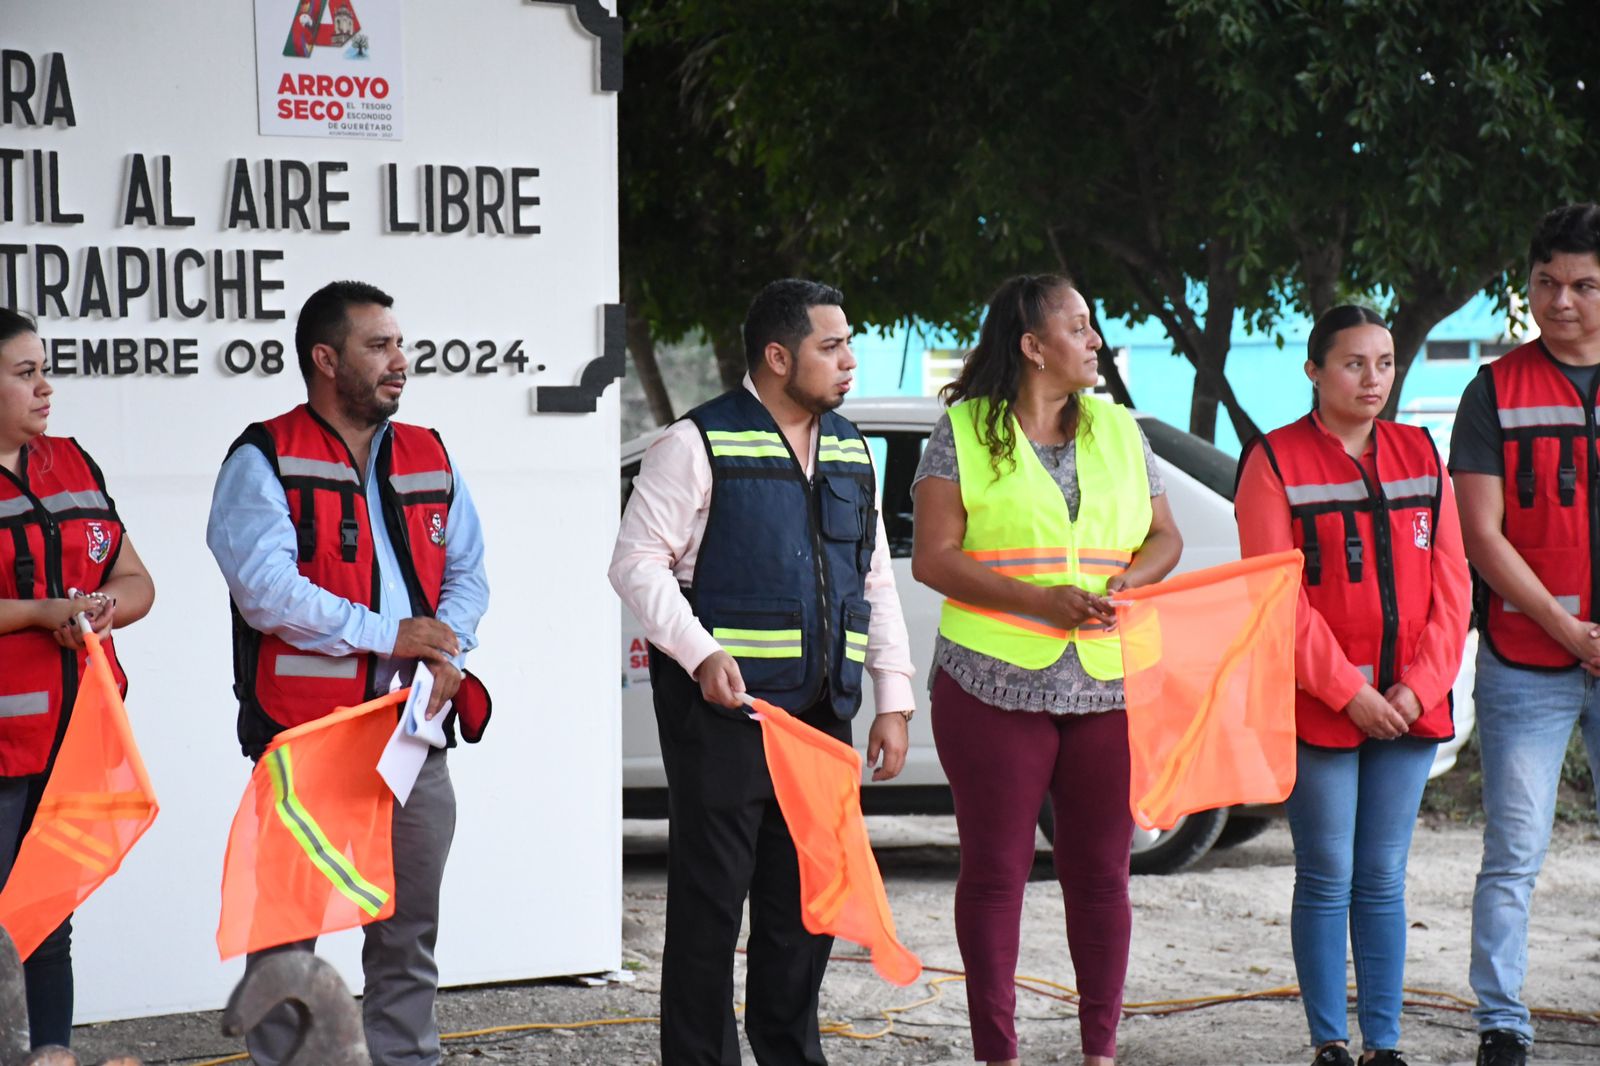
[256,0,405,140]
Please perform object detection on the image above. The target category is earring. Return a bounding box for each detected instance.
[1033,361,1045,371]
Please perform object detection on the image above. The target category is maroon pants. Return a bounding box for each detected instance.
[930,669,1133,1060]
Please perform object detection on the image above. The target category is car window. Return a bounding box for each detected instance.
[1136,416,1238,502]
[862,431,927,558]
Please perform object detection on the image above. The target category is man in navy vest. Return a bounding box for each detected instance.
[1451,205,1600,1066]
[610,279,916,1065]
[206,280,489,1066]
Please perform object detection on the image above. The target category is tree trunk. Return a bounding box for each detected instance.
[625,303,675,426]
[1189,367,1220,441]
[1384,263,1507,421]
[711,328,746,392]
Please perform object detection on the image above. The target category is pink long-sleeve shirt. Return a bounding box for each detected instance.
[608,381,917,714]
[1234,414,1471,713]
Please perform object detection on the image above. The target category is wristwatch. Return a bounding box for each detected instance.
[889,708,915,724]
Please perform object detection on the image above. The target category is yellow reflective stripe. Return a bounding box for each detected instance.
[726,645,805,659]
[712,445,790,458]
[818,450,872,464]
[267,747,390,918]
[706,430,784,442]
[712,627,802,642]
[844,646,866,662]
[819,436,868,451]
[845,631,867,646]
[844,629,868,663]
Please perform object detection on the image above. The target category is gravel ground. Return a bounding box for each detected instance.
[68,817,1600,1066]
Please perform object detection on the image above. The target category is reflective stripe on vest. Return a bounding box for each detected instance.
[38,489,110,514]
[0,692,49,717]
[938,395,1151,676]
[278,456,359,483]
[711,626,804,660]
[274,654,360,680]
[819,435,871,465]
[844,628,867,663]
[706,429,789,459]
[266,745,389,917]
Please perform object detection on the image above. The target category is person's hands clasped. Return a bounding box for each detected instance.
[1552,614,1600,677]
[1383,682,1424,727]
[694,649,747,709]
[1037,585,1117,631]
[1344,683,1409,739]
[50,592,116,649]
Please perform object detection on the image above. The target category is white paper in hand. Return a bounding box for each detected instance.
[376,665,447,806]
[402,664,450,748]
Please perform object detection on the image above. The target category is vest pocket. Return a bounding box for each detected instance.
[700,596,806,692]
[820,475,866,542]
[834,596,872,697]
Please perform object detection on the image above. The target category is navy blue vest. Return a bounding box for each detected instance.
[686,389,877,719]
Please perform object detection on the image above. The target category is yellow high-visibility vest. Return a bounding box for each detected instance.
[938,394,1152,677]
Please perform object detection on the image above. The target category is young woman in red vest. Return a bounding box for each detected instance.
[1234,306,1470,1066]
[0,309,155,1050]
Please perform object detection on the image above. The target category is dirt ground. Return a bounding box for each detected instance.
[72,818,1600,1066]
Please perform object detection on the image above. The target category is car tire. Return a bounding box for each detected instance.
[1211,812,1273,850]
[1037,803,1228,875]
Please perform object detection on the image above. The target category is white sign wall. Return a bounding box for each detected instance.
[2,0,623,1021]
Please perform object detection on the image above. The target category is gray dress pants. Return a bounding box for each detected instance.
[245,746,456,1066]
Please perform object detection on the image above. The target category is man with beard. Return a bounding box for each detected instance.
[609,278,916,1065]
[206,280,489,1066]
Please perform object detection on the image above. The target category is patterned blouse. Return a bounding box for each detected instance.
[912,409,1165,715]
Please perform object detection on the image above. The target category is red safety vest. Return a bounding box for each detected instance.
[1245,415,1452,748]
[0,437,128,778]
[228,405,488,756]
[1482,341,1600,669]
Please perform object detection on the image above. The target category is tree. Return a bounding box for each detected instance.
[1172,0,1592,414]
[624,0,1596,440]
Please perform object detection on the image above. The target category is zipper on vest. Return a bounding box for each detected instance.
[770,417,832,704]
[1346,439,1400,691]
[306,407,384,698]
[1584,370,1600,625]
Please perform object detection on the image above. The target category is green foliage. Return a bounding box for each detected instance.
[622,0,1600,432]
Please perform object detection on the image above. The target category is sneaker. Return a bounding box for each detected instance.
[1477,1030,1529,1066]
[1364,1052,1409,1066]
[1313,1047,1355,1066]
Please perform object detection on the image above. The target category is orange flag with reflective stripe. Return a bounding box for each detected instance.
[216,691,403,960]
[0,630,158,960]
[1114,551,1301,831]
[752,698,922,987]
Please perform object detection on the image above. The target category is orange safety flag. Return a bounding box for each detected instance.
[1114,550,1301,831]
[216,690,405,960]
[0,630,158,960]
[752,698,922,987]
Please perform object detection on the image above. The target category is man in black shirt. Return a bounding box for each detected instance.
[1448,203,1600,1066]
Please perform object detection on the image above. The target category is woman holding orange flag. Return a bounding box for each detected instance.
[911,274,1182,1066]
[0,308,155,1049]
[1234,305,1469,1066]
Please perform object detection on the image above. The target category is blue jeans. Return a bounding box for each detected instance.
[1470,644,1600,1041]
[1284,736,1436,1051]
[0,777,73,1048]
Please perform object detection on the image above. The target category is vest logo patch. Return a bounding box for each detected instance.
[1412,511,1431,550]
[428,511,445,547]
[85,522,111,565]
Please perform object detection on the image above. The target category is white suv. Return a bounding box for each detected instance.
[620,397,1476,873]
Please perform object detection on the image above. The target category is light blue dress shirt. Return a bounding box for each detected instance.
[205,421,489,692]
